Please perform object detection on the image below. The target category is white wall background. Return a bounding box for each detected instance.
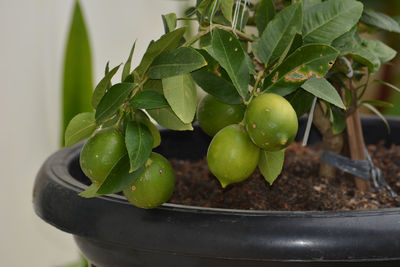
[0,0,191,266]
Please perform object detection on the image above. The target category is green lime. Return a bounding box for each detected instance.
[207,124,260,188]
[245,93,298,151]
[123,152,175,209]
[197,94,245,136]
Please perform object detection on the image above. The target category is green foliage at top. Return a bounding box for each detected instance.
[66,0,399,202]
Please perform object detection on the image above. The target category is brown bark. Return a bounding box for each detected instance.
[312,103,344,178]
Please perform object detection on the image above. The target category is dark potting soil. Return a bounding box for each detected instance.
[168,142,400,211]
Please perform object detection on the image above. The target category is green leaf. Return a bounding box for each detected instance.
[135,27,186,78]
[258,2,302,65]
[134,109,161,148]
[362,103,390,133]
[92,64,121,109]
[125,122,153,172]
[208,28,249,99]
[191,69,242,104]
[62,0,93,146]
[64,112,96,147]
[197,0,212,16]
[263,44,339,96]
[95,83,135,124]
[303,0,321,10]
[256,0,275,35]
[302,0,363,44]
[130,90,169,109]
[143,79,163,93]
[97,155,143,195]
[162,13,177,33]
[78,183,99,198]
[148,47,207,79]
[373,79,400,93]
[221,0,234,23]
[328,105,346,134]
[361,8,400,33]
[361,39,396,64]
[162,74,197,123]
[286,89,315,117]
[122,41,136,82]
[258,149,285,185]
[301,78,345,109]
[147,107,193,131]
[361,100,394,109]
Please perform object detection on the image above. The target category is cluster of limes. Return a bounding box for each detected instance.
[198,93,298,188]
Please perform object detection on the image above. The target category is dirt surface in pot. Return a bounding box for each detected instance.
[168,142,400,211]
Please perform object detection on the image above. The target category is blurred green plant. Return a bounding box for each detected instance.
[62,0,93,146]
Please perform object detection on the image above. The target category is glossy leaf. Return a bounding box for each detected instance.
[97,155,143,195]
[162,13,177,33]
[130,90,169,109]
[258,149,285,185]
[148,47,207,79]
[147,107,193,131]
[256,0,275,34]
[135,27,186,78]
[95,83,135,124]
[64,112,96,147]
[328,105,346,135]
[197,0,212,16]
[361,9,400,33]
[208,28,249,99]
[162,74,197,123]
[79,183,99,198]
[263,44,339,96]
[258,2,302,65]
[92,64,121,109]
[125,122,153,172]
[62,1,93,145]
[191,69,242,104]
[301,78,345,109]
[302,0,363,44]
[221,0,234,23]
[121,41,136,82]
[362,103,390,133]
[134,109,161,148]
[286,89,315,117]
[143,79,163,93]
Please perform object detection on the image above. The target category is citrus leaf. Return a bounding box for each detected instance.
[221,0,234,23]
[302,0,363,44]
[373,79,400,93]
[95,83,135,124]
[361,39,396,64]
[197,0,213,16]
[92,64,121,109]
[62,1,93,146]
[162,74,197,123]
[258,2,302,65]
[328,105,346,135]
[148,47,207,79]
[258,149,285,185]
[135,27,186,78]
[362,103,390,133]
[130,90,169,109]
[147,107,193,131]
[286,89,315,117]
[125,122,153,172]
[191,69,242,104]
[208,28,249,99]
[301,78,345,109]
[79,183,99,198]
[121,41,136,82]
[256,0,275,34]
[162,13,177,33]
[303,0,321,10]
[134,110,161,148]
[64,112,96,147]
[361,9,400,33]
[361,100,394,109]
[97,155,144,195]
[263,44,339,96]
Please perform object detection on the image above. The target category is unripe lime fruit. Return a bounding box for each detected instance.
[207,124,260,188]
[80,127,126,185]
[245,93,298,151]
[197,94,245,136]
[123,152,175,209]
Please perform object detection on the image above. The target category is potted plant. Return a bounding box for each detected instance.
[34,0,400,266]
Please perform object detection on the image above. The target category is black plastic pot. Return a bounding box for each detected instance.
[33,116,400,267]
